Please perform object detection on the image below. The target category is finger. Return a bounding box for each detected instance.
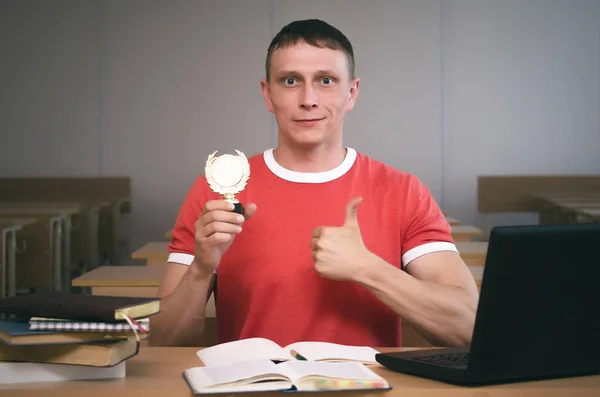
[312,227,323,238]
[205,232,233,245]
[201,209,245,227]
[202,222,243,238]
[309,237,319,251]
[243,203,258,220]
[343,196,363,228]
[201,200,235,214]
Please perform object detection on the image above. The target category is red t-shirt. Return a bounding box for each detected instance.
[168,148,456,347]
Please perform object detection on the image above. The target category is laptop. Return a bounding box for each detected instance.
[375,223,600,386]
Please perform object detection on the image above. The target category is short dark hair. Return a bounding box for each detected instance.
[265,19,355,81]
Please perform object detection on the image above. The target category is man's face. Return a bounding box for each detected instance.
[261,41,359,149]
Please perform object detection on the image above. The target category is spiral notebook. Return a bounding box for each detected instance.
[29,317,150,333]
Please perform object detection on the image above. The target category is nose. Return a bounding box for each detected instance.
[300,85,318,109]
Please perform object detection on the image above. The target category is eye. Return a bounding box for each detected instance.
[283,77,298,86]
[320,77,334,85]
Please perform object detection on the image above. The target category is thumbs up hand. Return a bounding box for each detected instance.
[310,197,375,282]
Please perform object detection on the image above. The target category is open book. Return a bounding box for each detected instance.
[183,359,390,394]
[197,338,380,367]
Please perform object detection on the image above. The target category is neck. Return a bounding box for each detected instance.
[273,141,346,173]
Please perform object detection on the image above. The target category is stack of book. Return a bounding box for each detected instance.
[0,291,160,384]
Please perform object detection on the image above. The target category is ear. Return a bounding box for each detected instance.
[260,78,275,113]
[346,77,360,112]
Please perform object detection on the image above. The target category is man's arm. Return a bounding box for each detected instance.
[150,199,256,347]
[148,261,215,346]
[311,197,478,346]
[355,250,479,347]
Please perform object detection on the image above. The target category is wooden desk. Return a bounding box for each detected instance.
[0,219,36,297]
[576,208,600,222]
[445,216,460,226]
[0,219,25,297]
[451,225,484,241]
[531,192,600,224]
[131,242,170,266]
[455,241,487,267]
[532,192,600,202]
[0,217,52,297]
[0,202,83,292]
[1,347,598,396]
[71,265,166,298]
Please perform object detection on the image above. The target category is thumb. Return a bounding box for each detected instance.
[343,197,363,228]
[243,203,258,220]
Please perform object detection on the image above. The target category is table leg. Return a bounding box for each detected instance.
[7,230,17,297]
[62,215,72,291]
[51,218,63,292]
[1,230,7,298]
[112,202,122,262]
[90,208,99,269]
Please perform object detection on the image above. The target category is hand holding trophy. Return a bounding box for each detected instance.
[193,150,253,276]
[205,150,250,215]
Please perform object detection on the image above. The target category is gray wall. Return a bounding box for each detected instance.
[1,0,599,260]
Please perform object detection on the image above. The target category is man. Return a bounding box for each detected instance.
[150,19,478,348]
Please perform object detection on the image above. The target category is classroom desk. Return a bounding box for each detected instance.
[454,241,487,267]
[0,203,79,292]
[0,219,22,297]
[445,216,460,226]
[0,219,33,297]
[531,192,600,224]
[1,346,598,396]
[108,197,132,263]
[450,226,484,242]
[131,241,170,266]
[71,265,165,298]
[0,218,50,297]
[0,201,114,280]
[576,208,600,222]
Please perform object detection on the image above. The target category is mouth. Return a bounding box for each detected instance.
[293,117,326,126]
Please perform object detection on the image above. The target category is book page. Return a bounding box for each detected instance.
[280,360,385,382]
[285,341,379,363]
[184,359,292,392]
[197,337,295,367]
[275,361,389,391]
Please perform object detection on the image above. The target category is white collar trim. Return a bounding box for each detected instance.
[263,148,357,183]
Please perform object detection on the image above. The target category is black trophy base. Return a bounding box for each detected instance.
[232,202,244,216]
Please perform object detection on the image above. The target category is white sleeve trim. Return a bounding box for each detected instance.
[167,252,218,274]
[167,252,195,266]
[402,242,458,268]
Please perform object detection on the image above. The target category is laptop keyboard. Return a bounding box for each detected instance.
[413,352,469,367]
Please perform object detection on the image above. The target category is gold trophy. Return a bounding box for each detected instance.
[205,150,250,215]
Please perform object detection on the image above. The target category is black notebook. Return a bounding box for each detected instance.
[0,291,160,322]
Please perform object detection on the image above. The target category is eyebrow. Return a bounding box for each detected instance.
[273,70,340,78]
